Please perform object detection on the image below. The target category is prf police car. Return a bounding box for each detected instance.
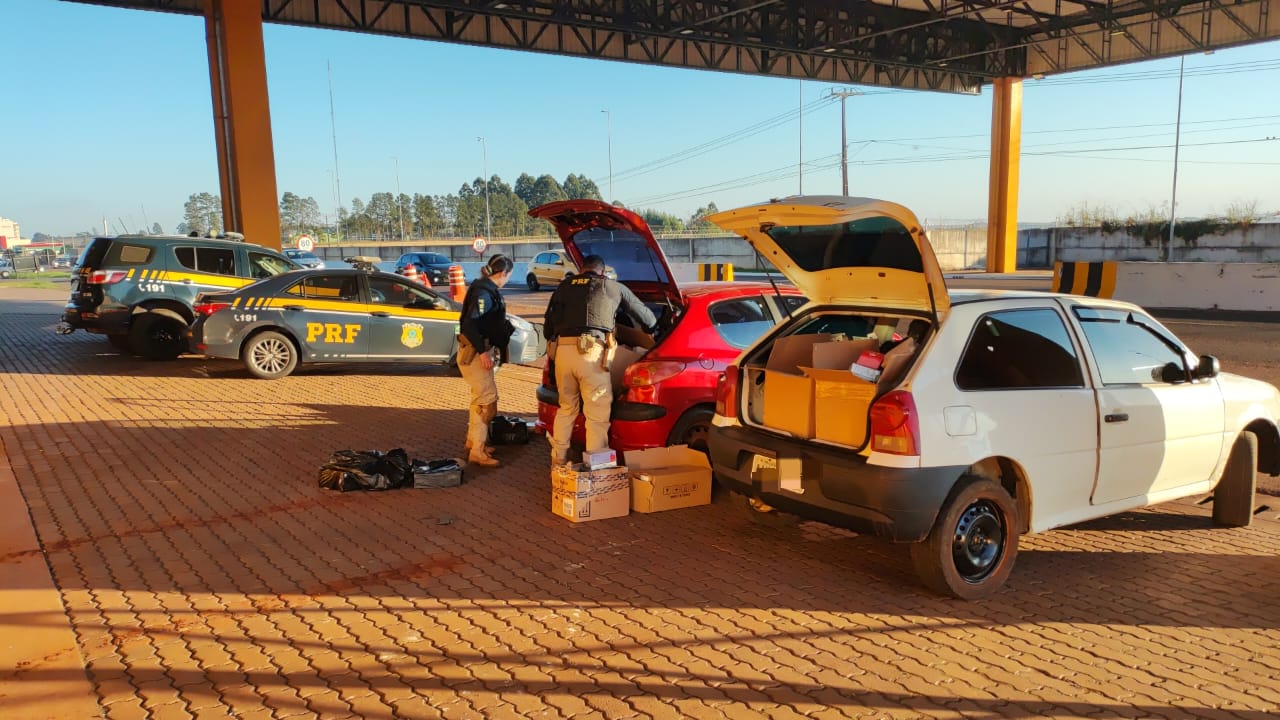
[188,265,539,379]
[60,233,299,360]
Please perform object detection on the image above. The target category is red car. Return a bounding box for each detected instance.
[531,200,804,454]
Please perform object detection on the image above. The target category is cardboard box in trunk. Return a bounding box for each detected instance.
[610,345,647,395]
[801,368,878,446]
[761,333,831,438]
[625,445,712,513]
[551,464,630,522]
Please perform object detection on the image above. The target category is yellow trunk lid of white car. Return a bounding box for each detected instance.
[707,195,950,317]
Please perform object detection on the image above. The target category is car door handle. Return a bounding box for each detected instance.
[1104,413,1129,423]
[181,279,193,285]
[283,304,304,311]
[371,311,390,317]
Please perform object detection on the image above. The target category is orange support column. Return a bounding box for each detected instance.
[205,0,281,249]
[986,77,1022,273]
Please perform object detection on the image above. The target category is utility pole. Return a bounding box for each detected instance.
[601,109,613,203]
[1167,55,1185,262]
[828,89,861,196]
[798,80,804,194]
[391,155,405,241]
[477,136,492,242]
[327,61,344,243]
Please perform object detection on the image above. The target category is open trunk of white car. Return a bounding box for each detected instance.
[707,196,947,450]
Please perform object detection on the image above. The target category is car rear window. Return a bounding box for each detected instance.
[765,216,923,274]
[103,242,154,267]
[709,296,775,349]
[571,228,670,285]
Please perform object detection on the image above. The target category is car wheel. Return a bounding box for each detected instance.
[732,491,800,528]
[0,269,11,279]
[667,405,715,453]
[106,334,132,352]
[1213,431,1257,528]
[526,273,540,292]
[910,477,1018,600]
[129,309,188,361]
[241,330,298,380]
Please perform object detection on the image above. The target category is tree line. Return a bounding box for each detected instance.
[178,172,721,242]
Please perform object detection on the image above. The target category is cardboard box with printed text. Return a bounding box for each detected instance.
[625,445,712,513]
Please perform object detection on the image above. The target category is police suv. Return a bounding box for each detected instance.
[59,233,298,360]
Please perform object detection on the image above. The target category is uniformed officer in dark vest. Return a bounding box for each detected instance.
[457,254,515,467]
[543,254,657,466]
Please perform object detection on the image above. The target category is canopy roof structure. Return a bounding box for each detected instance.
[72,0,1277,94]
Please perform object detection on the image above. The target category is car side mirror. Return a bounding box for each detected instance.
[1160,361,1187,384]
[1196,354,1220,379]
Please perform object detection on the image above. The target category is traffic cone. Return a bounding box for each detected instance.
[402,264,421,283]
[449,264,466,303]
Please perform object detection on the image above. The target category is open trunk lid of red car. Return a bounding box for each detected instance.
[528,199,681,307]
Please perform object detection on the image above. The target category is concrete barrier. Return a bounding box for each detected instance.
[1111,262,1280,313]
[697,263,734,281]
[1052,261,1117,298]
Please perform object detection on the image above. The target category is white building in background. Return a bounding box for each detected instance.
[0,216,21,249]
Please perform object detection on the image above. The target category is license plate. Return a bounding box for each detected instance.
[749,453,776,474]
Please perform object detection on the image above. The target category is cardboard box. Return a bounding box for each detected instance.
[877,337,917,390]
[761,333,831,439]
[611,345,647,394]
[551,464,630,522]
[584,448,618,470]
[801,368,878,446]
[625,445,712,513]
[810,337,878,372]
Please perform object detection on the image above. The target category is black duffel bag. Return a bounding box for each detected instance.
[319,448,412,492]
[489,416,530,445]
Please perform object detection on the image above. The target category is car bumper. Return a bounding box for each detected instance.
[535,387,670,452]
[708,423,963,542]
[61,303,129,335]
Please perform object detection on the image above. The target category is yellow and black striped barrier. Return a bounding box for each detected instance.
[697,263,734,281]
[1053,261,1117,298]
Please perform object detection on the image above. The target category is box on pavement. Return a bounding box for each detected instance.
[625,445,712,513]
[551,464,630,522]
[761,333,831,438]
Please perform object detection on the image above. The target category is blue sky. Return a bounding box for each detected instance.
[2,0,1278,236]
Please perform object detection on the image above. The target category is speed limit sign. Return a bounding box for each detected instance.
[297,234,315,252]
[472,236,488,254]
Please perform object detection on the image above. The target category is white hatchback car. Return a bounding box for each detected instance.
[706,196,1280,600]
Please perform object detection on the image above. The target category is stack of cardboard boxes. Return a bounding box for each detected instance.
[550,445,713,523]
[752,329,918,446]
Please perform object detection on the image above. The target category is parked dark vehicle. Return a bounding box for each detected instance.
[394,252,454,287]
[59,233,299,360]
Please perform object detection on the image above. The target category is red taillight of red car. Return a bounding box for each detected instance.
[87,270,127,284]
[624,361,686,403]
[714,364,740,418]
[869,390,920,456]
[193,301,231,317]
[625,361,686,387]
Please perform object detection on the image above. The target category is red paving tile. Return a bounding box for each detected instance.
[2,296,1280,719]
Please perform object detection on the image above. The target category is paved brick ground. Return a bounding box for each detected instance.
[2,293,1280,719]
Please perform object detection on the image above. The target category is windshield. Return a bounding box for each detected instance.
[765,216,923,273]
[571,228,670,285]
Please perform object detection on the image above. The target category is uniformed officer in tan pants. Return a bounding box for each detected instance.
[458,255,515,467]
[543,254,657,466]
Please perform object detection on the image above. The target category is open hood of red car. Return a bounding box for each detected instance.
[528,199,680,304]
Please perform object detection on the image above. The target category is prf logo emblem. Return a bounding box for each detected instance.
[306,323,361,343]
[401,322,424,349]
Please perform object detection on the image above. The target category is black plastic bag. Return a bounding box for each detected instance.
[319,448,413,492]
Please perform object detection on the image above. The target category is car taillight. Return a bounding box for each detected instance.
[624,361,686,387]
[715,364,740,418]
[88,270,127,284]
[541,357,555,390]
[869,390,920,456]
[193,301,231,317]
